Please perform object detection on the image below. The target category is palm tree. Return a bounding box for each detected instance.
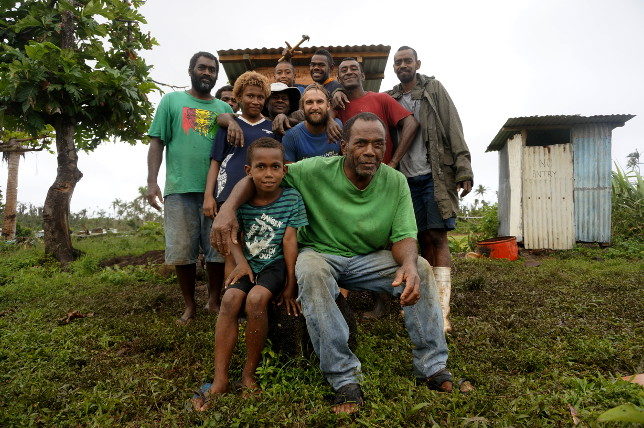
[474,184,488,198]
[1,134,49,240]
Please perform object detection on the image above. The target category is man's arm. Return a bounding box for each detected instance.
[279,226,301,316]
[216,113,245,147]
[325,110,342,143]
[390,237,421,306]
[225,238,255,286]
[203,160,220,218]
[211,176,256,254]
[389,115,419,168]
[146,137,164,210]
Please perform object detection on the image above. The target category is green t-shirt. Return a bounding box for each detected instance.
[148,91,233,196]
[283,156,417,257]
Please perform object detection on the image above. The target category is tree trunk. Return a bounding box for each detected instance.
[43,118,83,264]
[1,152,20,240]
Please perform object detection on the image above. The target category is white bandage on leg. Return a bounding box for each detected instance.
[433,267,452,333]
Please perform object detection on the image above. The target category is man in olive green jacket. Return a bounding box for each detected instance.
[387,46,474,332]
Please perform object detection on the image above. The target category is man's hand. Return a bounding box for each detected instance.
[457,180,473,198]
[331,90,349,110]
[211,207,239,255]
[146,182,163,211]
[225,261,254,287]
[278,281,301,316]
[387,161,398,169]
[392,263,421,306]
[326,119,342,143]
[272,113,292,135]
[202,196,217,219]
[226,120,245,147]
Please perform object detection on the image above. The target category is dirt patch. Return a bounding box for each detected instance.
[99,250,165,268]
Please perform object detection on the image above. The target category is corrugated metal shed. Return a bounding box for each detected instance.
[522,144,575,249]
[572,124,613,243]
[486,114,634,152]
[217,44,390,92]
[488,114,634,248]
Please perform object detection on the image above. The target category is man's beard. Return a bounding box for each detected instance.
[305,110,328,126]
[190,73,215,93]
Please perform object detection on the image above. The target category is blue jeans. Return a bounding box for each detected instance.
[295,248,448,390]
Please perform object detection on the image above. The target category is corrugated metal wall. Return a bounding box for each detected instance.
[572,125,612,243]
[497,133,523,240]
[497,144,510,236]
[522,144,575,249]
[508,134,524,241]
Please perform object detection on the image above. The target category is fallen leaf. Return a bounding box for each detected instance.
[459,380,475,393]
[465,252,483,259]
[620,373,644,386]
[57,310,95,325]
[524,260,541,267]
[568,403,580,425]
[597,403,644,423]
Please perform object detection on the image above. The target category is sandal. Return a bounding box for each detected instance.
[419,368,453,392]
[191,383,213,411]
[331,383,364,413]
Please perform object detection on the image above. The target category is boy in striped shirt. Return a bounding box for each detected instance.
[194,138,307,409]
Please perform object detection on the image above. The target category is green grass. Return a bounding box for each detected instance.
[1,236,642,426]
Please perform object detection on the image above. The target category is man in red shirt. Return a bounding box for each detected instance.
[334,58,419,166]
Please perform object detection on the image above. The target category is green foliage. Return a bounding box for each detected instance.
[0,236,642,426]
[136,221,163,239]
[597,403,644,423]
[0,0,158,149]
[450,204,500,252]
[611,165,643,241]
[14,222,33,238]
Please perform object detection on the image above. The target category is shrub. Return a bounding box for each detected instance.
[611,166,643,242]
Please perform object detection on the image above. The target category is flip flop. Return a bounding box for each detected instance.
[191,383,212,411]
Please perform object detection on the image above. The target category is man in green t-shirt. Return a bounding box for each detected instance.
[147,52,233,325]
[212,113,452,414]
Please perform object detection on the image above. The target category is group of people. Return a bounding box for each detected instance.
[146,46,473,414]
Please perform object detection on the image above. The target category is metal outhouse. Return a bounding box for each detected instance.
[487,114,634,249]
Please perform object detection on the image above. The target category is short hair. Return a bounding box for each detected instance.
[342,112,386,143]
[275,61,295,72]
[215,85,234,99]
[396,45,418,60]
[300,83,330,106]
[189,51,219,73]
[312,49,334,67]
[246,137,285,164]
[339,57,363,72]
[232,71,271,102]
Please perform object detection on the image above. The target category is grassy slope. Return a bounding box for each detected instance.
[0,236,642,427]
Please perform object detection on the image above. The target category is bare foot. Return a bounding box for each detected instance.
[204,301,220,314]
[332,402,360,414]
[176,307,196,326]
[192,382,229,412]
[241,377,261,397]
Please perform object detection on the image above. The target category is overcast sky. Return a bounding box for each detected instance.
[2,0,642,215]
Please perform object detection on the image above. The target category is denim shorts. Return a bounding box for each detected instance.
[163,193,224,265]
[407,173,456,231]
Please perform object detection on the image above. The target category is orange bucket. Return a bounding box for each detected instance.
[476,236,519,261]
